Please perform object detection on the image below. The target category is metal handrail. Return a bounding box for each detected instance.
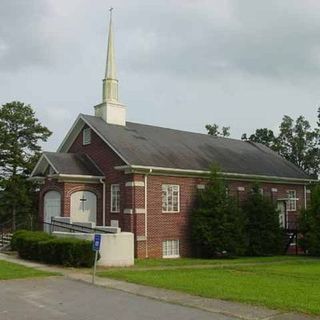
[47,219,113,234]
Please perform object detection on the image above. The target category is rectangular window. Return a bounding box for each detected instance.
[111,184,120,212]
[162,184,180,213]
[288,190,297,211]
[82,128,91,145]
[162,240,180,258]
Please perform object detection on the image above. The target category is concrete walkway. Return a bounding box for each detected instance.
[0,253,317,320]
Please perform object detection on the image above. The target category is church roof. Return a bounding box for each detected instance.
[43,152,103,176]
[80,114,310,180]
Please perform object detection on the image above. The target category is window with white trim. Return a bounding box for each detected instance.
[82,128,91,145]
[162,240,179,258]
[162,184,180,212]
[111,184,120,212]
[288,190,297,211]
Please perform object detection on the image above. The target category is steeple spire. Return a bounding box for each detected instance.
[103,7,118,102]
[95,8,126,126]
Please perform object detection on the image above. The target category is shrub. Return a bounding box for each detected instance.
[11,231,96,267]
[191,167,246,258]
[299,184,320,256]
[242,184,282,256]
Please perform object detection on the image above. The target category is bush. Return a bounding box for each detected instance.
[11,231,96,267]
[299,184,320,256]
[242,184,282,256]
[191,168,246,258]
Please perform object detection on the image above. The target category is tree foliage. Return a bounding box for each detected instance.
[206,124,230,137]
[242,184,282,256]
[241,129,276,148]
[242,110,320,178]
[299,184,320,256]
[0,101,51,228]
[191,168,246,258]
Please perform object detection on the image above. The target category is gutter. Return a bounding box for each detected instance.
[114,165,316,185]
[144,169,152,258]
[100,178,106,226]
[54,174,105,180]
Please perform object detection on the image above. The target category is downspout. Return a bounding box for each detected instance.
[144,169,152,258]
[304,184,307,210]
[100,178,106,226]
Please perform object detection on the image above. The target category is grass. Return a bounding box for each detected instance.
[0,260,58,280]
[134,256,304,268]
[98,256,320,315]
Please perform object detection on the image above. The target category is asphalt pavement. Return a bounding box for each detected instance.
[0,277,235,320]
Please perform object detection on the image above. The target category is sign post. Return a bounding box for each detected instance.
[92,234,101,284]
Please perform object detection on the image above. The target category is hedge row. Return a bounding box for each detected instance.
[11,230,96,267]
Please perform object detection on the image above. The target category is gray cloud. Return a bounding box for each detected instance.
[0,0,319,151]
[0,1,53,70]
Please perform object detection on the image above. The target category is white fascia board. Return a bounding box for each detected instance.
[114,165,316,184]
[55,174,104,180]
[30,154,58,178]
[30,154,46,177]
[43,154,59,174]
[57,114,84,152]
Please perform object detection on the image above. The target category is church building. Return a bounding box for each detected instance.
[31,13,314,258]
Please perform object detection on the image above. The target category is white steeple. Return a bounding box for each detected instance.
[95,8,126,126]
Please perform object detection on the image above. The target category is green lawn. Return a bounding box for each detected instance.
[0,260,58,280]
[134,256,305,268]
[98,256,320,315]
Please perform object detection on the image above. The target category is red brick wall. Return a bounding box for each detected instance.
[134,175,307,258]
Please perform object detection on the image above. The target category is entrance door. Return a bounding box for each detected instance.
[70,191,97,223]
[44,191,61,231]
[277,201,286,229]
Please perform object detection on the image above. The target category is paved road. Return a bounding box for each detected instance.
[0,277,235,320]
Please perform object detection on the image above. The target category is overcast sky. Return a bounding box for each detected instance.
[0,0,320,151]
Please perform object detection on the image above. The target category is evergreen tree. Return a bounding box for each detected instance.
[0,101,51,229]
[191,168,246,258]
[299,184,320,256]
[242,184,282,256]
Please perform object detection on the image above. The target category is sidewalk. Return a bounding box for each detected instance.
[0,253,317,320]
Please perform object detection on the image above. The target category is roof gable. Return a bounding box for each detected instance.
[31,152,103,178]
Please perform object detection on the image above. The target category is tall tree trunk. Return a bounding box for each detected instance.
[12,205,16,232]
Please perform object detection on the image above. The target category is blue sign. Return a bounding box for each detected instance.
[93,234,101,251]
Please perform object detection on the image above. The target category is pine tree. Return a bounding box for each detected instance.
[242,184,282,256]
[0,101,51,229]
[299,184,320,256]
[191,168,246,258]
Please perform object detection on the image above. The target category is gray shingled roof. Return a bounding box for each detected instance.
[44,152,103,176]
[81,114,310,180]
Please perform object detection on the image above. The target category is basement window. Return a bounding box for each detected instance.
[82,128,91,145]
[162,240,180,258]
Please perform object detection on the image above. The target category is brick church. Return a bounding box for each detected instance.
[31,13,314,258]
